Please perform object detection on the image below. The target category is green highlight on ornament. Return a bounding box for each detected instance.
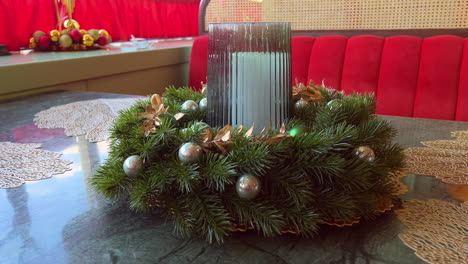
[288,126,307,137]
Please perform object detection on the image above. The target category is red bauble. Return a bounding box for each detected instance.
[38,35,51,50]
[69,29,83,42]
[98,35,108,46]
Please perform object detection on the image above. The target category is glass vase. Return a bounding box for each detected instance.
[207,22,292,133]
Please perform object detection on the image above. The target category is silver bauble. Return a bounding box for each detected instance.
[178,142,203,163]
[123,155,142,177]
[353,146,376,162]
[236,174,261,200]
[327,99,342,110]
[294,98,309,110]
[181,100,199,112]
[199,98,208,111]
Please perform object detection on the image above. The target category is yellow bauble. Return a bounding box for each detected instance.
[87,29,100,40]
[79,29,87,35]
[29,37,37,49]
[83,34,94,47]
[98,30,109,36]
[106,35,112,44]
[64,19,80,30]
[50,30,61,42]
[61,29,70,36]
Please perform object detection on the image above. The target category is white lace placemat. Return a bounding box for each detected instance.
[396,200,467,264]
[0,142,73,188]
[34,98,137,142]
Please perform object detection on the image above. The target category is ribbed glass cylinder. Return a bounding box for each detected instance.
[207,22,292,132]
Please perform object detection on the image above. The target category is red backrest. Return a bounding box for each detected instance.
[292,36,315,85]
[188,35,468,121]
[341,36,384,95]
[457,39,468,121]
[308,35,347,90]
[377,36,422,117]
[413,36,464,120]
[188,35,208,91]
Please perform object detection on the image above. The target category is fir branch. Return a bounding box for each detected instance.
[318,86,345,102]
[322,123,357,151]
[90,157,131,200]
[301,154,346,186]
[228,138,274,175]
[356,117,397,146]
[189,192,233,243]
[314,188,360,222]
[163,86,206,107]
[275,201,319,237]
[314,93,376,129]
[201,153,237,192]
[129,177,156,212]
[373,143,405,171]
[110,100,148,138]
[226,196,286,238]
[134,135,163,162]
[265,169,315,209]
[338,158,374,191]
[163,194,195,238]
[145,163,177,192]
[173,160,200,193]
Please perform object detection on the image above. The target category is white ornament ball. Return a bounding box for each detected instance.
[199,98,208,111]
[123,155,142,177]
[353,146,376,162]
[294,98,309,110]
[181,100,199,112]
[236,174,261,200]
[178,142,203,163]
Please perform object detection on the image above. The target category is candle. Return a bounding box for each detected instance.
[207,22,292,133]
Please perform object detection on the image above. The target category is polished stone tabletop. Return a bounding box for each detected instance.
[1,91,467,264]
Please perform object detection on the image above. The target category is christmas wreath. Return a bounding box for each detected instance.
[91,83,406,243]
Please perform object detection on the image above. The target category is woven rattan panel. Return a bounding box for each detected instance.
[205,0,468,31]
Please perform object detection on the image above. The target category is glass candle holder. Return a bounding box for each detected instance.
[207,22,292,132]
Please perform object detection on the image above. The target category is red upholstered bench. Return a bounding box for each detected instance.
[189,35,468,121]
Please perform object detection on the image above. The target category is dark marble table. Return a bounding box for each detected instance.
[1,91,467,264]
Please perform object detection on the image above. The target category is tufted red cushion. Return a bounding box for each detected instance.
[413,36,464,120]
[376,36,422,117]
[456,38,468,121]
[341,36,385,95]
[189,35,468,121]
[188,35,208,91]
[307,35,348,90]
[292,36,315,85]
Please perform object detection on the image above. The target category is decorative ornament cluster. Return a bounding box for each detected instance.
[29,0,111,52]
[29,28,112,51]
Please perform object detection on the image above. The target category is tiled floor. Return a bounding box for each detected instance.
[1,90,467,264]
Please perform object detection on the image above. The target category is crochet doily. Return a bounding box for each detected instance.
[396,200,467,264]
[0,142,72,188]
[404,130,468,185]
[34,98,137,142]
